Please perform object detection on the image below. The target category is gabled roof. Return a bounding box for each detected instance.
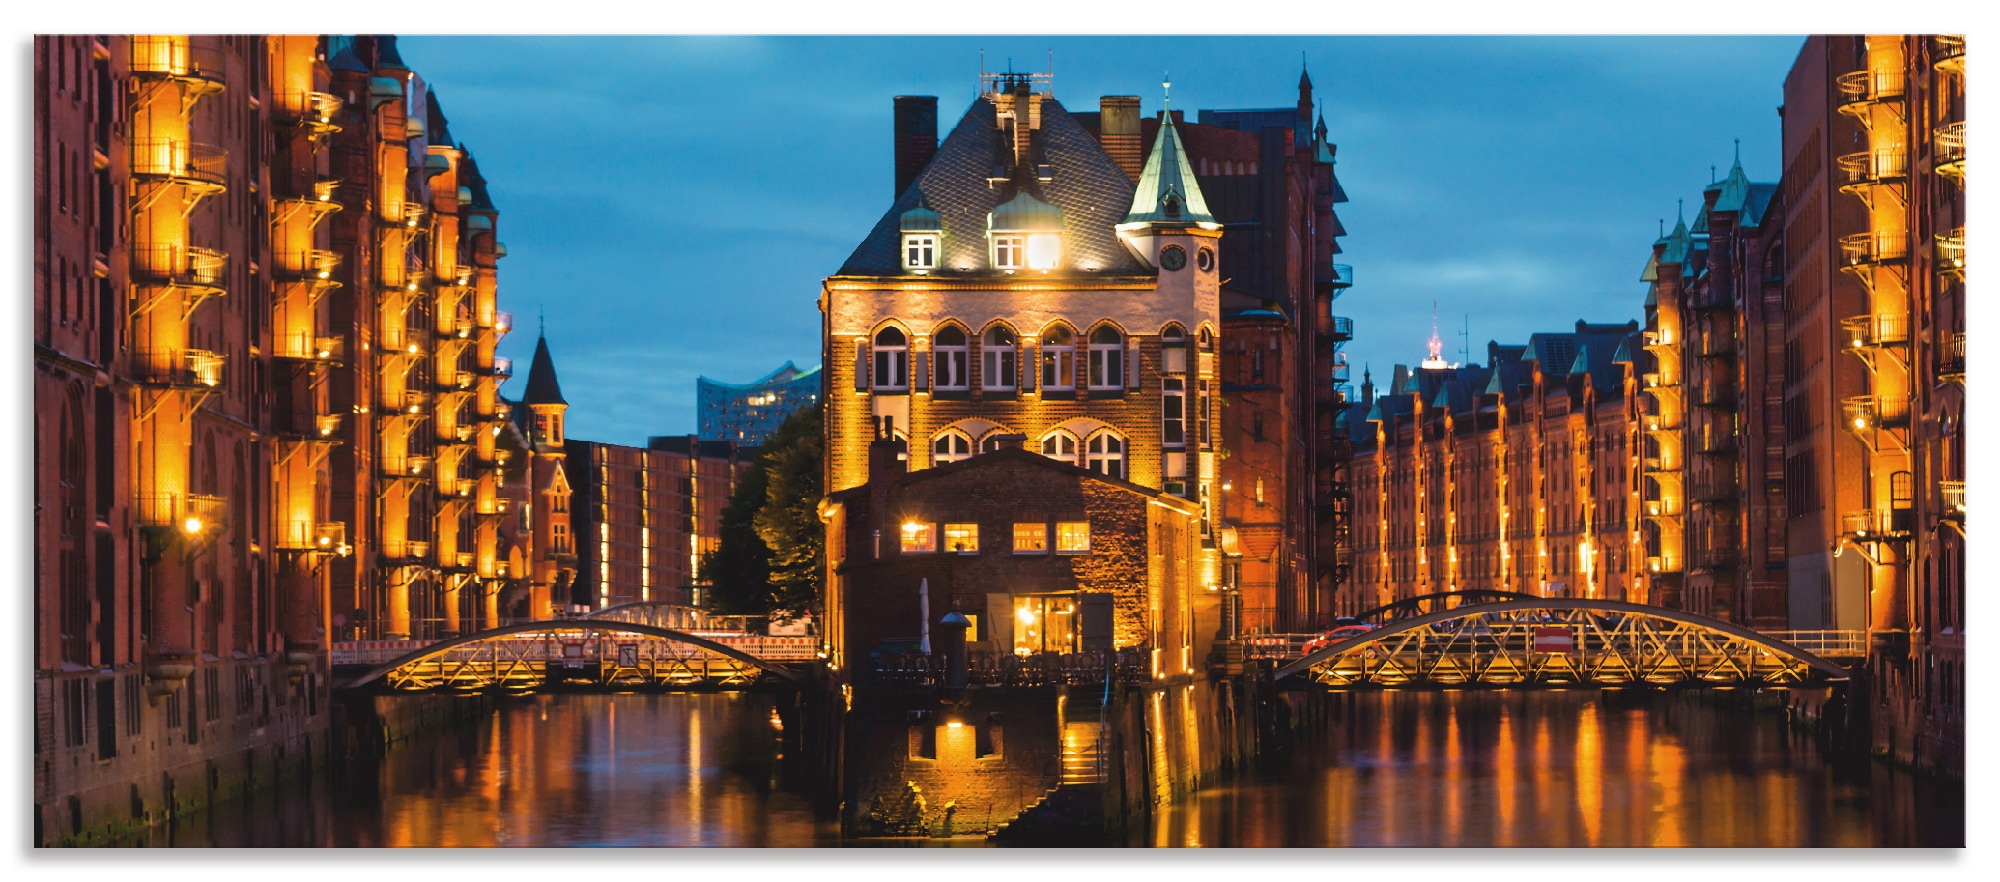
[425,88,453,148]
[1122,112,1216,226]
[1660,215,1692,265]
[828,445,1197,514]
[522,334,566,406]
[1741,183,1779,229]
[1711,152,1753,215]
[461,150,496,212]
[835,98,1144,276]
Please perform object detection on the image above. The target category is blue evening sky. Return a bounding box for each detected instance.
[396,36,1804,447]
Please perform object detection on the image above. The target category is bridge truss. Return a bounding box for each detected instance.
[1272,599,1853,688]
[340,621,805,692]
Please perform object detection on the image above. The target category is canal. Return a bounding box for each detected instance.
[118,688,1960,847]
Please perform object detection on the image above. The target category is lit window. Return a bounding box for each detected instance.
[1041,431,1078,465]
[903,234,936,271]
[932,430,972,465]
[1087,326,1123,390]
[944,523,979,553]
[982,327,1017,390]
[1040,326,1075,390]
[1013,522,1048,554]
[1056,521,1090,554]
[1085,432,1124,479]
[933,326,968,391]
[873,327,908,390]
[1026,233,1060,269]
[1162,378,1185,447]
[900,522,935,554]
[993,235,1024,269]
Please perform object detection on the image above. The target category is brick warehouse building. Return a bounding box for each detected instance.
[32,35,531,844]
[565,434,757,610]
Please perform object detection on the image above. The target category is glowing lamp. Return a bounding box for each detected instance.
[946,721,965,729]
[902,522,921,533]
[183,517,203,535]
[1026,234,1061,270]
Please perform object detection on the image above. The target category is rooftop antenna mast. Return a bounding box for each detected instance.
[1459,314,1471,367]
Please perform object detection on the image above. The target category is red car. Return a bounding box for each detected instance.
[1301,623,1378,655]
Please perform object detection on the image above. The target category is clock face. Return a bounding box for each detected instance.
[1196,247,1215,272]
[1160,245,1187,271]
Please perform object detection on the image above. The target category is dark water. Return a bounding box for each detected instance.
[1149,688,1963,847]
[122,689,1959,847]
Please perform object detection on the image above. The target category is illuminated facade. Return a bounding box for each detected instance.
[567,436,755,610]
[697,361,821,445]
[1780,35,1964,772]
[1347,323,1644,613]
[32,35,524,844]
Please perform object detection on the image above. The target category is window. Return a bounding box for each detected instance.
[1161,324,1188,374]
[1087,326,1124,390]
[903,234,936,271]
[982,327,1017,390]
[1056,521,1090,553]
[1026,234,1061,270]
[1163,378,1186,447]
[900,522,935,554]
[1041,431,1078,464]
[944,523,979,553]
[933,326,968,391]
[993,234,1024,269]
[873,327,908,390]
[1085,432,1125,479]
[1040,326,1075,390]
[1198,380,1212,447]
[1013,523,1049,554]
[932,430,972,465]
[980,432,1012,453]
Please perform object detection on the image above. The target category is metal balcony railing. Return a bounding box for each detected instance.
[380,454,432,478]
[134,492,229,532]
[1934,121,1965,174]
[1843,508,1911,538]
[439,478,475,498]
[1840,231,1910,268]
[273,409,340,439]
[1933,35,1966,72]
[129,37,225,84]
[1329,315,1354,341]
[381,539,432,561]
[494,312,513,334]
[492,356,513,379]
[1693,479,1738,504]
[1694,332,1736,358]
[277,520,348,552]
[1695,380,1736,409]
[1332,352,1350,384]
[1935,229,1965,273]
[394,389,428,414]
[1836,69,1906,107]
[1327,263,1355,288]
[273,248,339,281]
[1937,332,1966,382]
[1836,149,1909,187]
[131,139,227,187]
[1843,394,1910,431]
[276,89,342,131]
[273,331,345,363]
[1843,313,1910,349]
[477,497,513,516]
[402,203,427,229]
[1940,480,1966,517]
[131,244,227,287]
[131,348,224,388]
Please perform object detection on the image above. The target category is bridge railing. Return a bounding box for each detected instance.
[1244,634,1318,660]
[331,629,821,667]
[870,649,1150,688]
[1763,630,1869,660]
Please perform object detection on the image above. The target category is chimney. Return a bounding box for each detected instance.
[988,433,1027,451]
[868,436,909,485]
[893,96,939,199]
[1100,96,1143,182]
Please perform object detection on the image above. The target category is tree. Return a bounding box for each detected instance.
[699,460,771,615]
[699,404,823,618]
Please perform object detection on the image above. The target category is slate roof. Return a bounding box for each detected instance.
[522,334,566,406]
[426,89,453,148]
[836,97,1145,276]
[1741,183,1779,229]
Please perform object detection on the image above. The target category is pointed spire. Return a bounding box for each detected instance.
[1422,301,1448,369]
[523,328,567,406]
[1299,54,1312,91]
[1119,93,1215,227]
[1712,139,1753,214]
[1315,103,1329,142]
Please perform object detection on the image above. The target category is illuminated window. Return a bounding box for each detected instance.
[1056,521,1090,554]
[982,327,1017,390]
[1013,522,1048,554]
[900,522,935,554]
[1040,326,1075,390]
[1162,378,1185,447]
[1087,326,1124,389]
[932,430,972,465]
[903,234,936,271]
[1085,432,1124,479]
[944,523,979,554]
[993,235,1024,269]
[873,326,908,390]
[1040,431,1078,465]
[1026,233,1060,270]
[933,326,968,391]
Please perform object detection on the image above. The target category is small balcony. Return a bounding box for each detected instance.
[1933,35,1965,74]
[1839,231,1909,269]
[1835,69,1906,110]
[277,520,349,554]
[438,478,475,499]
[444,551,476,573]
[273,248,340,283]
[477,497,513,516]
[1329,315,1354,342]
[1693,332,1735,359]
[1937,332,1965,384]
[1940,480,1965,520]
[1836,149,1908,189]
[131,348,224,389]
[1694,428,1735,455]
[492,356,514,379]
[1694,379,1735,409]
[276,90,342,136]
[380,453,432,478]
[1935,229,1965,277]
[1843,394,1910,432]
[135,492,229,533]
[131,244,227,289]
[402,202,428,229]
[1322,262,1354,289]
[131,139,228,188]
[1331,352,1350,384]
[1843,508,1911,540]
[382,539,432,562]
[1693,478,1738,505]
[129,37,225,88]
[1842,313,1910,350]
[392,389,429,415]
[493,311,513,334]
[1934,121,1965,180]
[273,409,342,440]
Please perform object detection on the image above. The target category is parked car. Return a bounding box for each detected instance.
[1302,623,1378,655]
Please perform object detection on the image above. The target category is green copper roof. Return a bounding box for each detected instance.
[1660,215,1691,265]
[1121,114,1215,225]
[1613,336,1636,363]
[1711,150,1753,215]
[1641,252,1659,282]
[988,189,1064,232]
[900,190,942,231]
[1569,344,1590,375]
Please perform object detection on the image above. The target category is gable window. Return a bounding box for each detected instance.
[982,327,1017,390]
[1041,326,1075,390]
[873,327,908,391]
[1162,378,1186,447]
[933,326,968,391]
[932,430,972,466]
[944,523,979,554]
[903,234,936,271]
[1087,326,1124,390]
[992,235,1024,270]
[1026,233,1061,270]
[1013,522,1049,554]
[900,522,936,554]
[1085,431,1125,479]
[1041,431,1078,465]
[1056,521,1091,554]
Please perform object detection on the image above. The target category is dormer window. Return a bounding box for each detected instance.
[993,235,1025,270]
[904,234,936,272]
[1026,234,1060,270]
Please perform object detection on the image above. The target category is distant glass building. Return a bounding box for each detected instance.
[697,362,821,444]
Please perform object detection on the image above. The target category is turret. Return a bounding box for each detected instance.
[522,331,568,452]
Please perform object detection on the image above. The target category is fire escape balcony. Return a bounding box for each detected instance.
[128,37,225,91]
[273,180,343,229]
[1693,332,1736,359]
[273,248,341,284]
[1694,379,1736,410]
[131,139,228,190]
[1320,262,1355,289]
[272,409,343,441]
[401,202,428,229]
[1933,35,1965,75]
[379,454,432,481]
[1935,228,1965,278]
[1332,352,1350,384]
[487,356,514,379]
[1939,480,1966,522]
[1329,315,1354,342]
[276,520,350,555]
[437,477,476,499]
[1937,332,1965,385]
[273,331,346,364]
[476,496,513,516]
[1934,121,1965,182]
[1843,313,1910,351]
[132,244,227,288]
[437,308,475,340]
[275,89,343,138]
[1843,508,1912,541]
[1836,149,1909,196]
[1835,69,1906,116]
[391,389,429,415]
[441,551,476,574]
[135,492,229,535]
[1692,478,1739,505]
[1839,230,1909,272]
[1694,426,1735,455]
[131,348,224,389]
[1843,394,1910,433]
[380,539,432,563]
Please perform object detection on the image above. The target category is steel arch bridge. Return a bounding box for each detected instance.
[1273,599,1853,688]
[1351,590,1543,625]
[340,621,805,692]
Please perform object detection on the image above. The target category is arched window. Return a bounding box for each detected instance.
[982,326,1017,391]
[1040,431,1078,464]
[1087,326,1123,390]
[1041,326,1075,391]
[932,430,973,466]
[873,326,908,390]
[933,325,968,391]
[980,432,1012,453]
[1085,431,1125,479]
[1198,327,1214,350]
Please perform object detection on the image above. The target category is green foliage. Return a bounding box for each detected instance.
[699,403,824,618]
[698,456,772,616]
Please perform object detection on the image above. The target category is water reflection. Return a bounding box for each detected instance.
[122,693,838,847]
[1152,689,1962,847]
